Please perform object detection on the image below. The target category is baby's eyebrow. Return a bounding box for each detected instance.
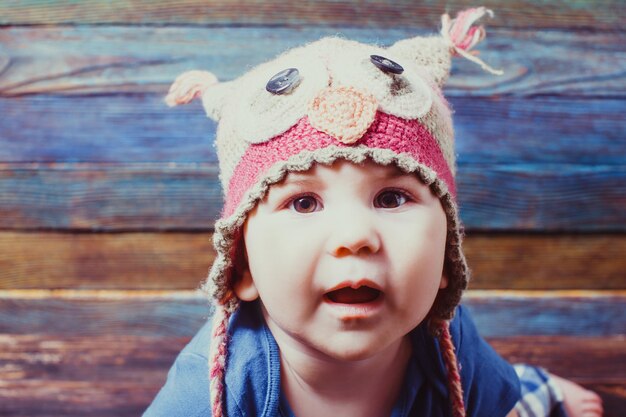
[380,170,410,179]
[370,168,421,183]
[375,170,432,194]
[265,176,323,203]
[278,176,324,188]
[262,177,323,202]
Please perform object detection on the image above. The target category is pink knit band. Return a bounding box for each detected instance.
[223,112,456,218]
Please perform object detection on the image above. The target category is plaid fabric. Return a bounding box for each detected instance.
[514,364,568,417]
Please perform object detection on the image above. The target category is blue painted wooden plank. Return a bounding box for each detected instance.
[0,163,223,230]
[458,164,626,231]
[0,163,624,231]
[0,95,218,163]
[0,95,624,165]
[0,292,623,337]
[0,27,623,97]
[454,97,626,166]
[0,0,622,29]
[465,293,626,337]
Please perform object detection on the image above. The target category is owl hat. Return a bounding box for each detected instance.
[167,7,501,417]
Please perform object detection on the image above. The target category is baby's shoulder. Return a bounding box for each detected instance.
[180,316,214,358]
[142,318,213,417]
[451,304,521,416]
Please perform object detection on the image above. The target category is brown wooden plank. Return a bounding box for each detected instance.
[489,336,626,417]
[0,334,187,417]
[1,232,625,290]
[1,163,624,231]
[0,0,621,30]
[463,234,626,290]
[0,231,507,290]
[488,336,626,383]
[0,335,623,417]
[0,290,624,337]
[0,232,214,290]
[0,27,623,97]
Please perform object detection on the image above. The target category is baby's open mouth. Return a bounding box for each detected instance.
[325,286,382,304]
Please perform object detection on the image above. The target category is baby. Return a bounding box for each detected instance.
[146,7,602,417]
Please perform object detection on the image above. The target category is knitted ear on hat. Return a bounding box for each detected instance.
[389,7,502,87]
[165,70,234,121]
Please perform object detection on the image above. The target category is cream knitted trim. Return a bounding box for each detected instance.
[204,146,469,320]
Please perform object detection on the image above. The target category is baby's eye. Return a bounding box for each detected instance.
[289,195,321,213]
[374,190,409,209]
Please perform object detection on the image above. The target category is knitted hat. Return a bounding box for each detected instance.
[166,7,501,417]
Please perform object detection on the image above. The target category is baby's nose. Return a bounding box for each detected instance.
[327,210,382,257]
[307,86,378,144]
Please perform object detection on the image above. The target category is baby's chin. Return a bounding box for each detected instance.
[303,331,411,363]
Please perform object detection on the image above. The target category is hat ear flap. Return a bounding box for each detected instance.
[165,70,234,121]
[389,6,502,88]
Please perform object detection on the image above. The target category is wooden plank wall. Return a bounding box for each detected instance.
[0,1,624,415]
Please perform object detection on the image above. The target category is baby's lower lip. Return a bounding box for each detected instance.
[322,291,384,320]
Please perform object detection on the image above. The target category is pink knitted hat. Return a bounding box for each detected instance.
[167,7,501,417]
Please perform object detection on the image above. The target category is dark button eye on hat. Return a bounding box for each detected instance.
[266,68,301,94]
[370,55,404,74]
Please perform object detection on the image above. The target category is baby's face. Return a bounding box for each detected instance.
[234,159,448,361]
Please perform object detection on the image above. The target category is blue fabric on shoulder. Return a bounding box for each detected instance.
[144,303,520,417]
[411,305,521,416]
[144,302,281,417]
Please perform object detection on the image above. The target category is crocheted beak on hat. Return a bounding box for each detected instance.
[308,86,378,145]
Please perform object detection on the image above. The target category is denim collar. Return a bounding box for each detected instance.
[225,302,434,417]
[224,302,282,417]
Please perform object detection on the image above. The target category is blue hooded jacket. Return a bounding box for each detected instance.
[145,302,520,417]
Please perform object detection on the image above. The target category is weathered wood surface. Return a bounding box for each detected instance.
[0,334,185,417]
[460,165,626,231]
[0,0,622,30]
[489,336,625,417]
[1,232,625,290]
[0,292,624,413]
[0,334,623,417]
[1,28,623,232]
[0,28,623,98]
[2,96,624,165]
[463,291,626,337]
[461,235,626,290]
[489,336,626,384]
[1,27,624,232]
[3,335,619,384]
[1,163,624,231]
[0,0,622,415]
[0,232,214,290]
[1,291,624,337]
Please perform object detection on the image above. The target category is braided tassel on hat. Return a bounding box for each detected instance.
[441,7,504,75]
[208,304,231,417]
[432,318,466,417]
